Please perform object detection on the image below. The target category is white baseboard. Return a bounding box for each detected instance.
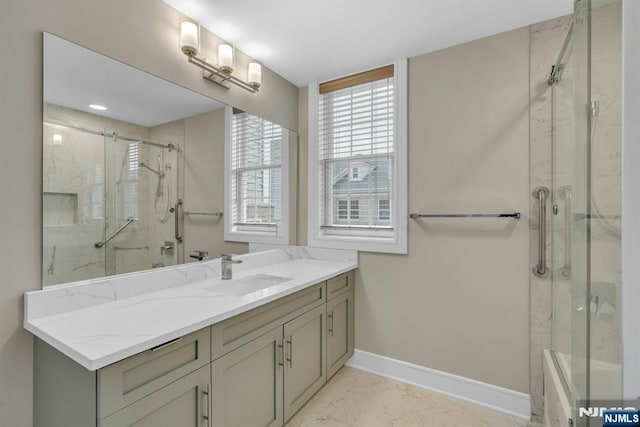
[345,349,531,420]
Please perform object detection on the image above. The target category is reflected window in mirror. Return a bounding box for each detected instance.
[224,107,292,244]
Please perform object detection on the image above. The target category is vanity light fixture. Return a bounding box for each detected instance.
[179,18,262,93]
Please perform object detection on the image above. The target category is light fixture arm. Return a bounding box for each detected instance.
[186,54,259,93]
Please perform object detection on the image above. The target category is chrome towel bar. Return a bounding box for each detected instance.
[409,213,521,219]
[184,211,223,217]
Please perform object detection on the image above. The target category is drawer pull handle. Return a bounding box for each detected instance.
[150,337,182,352]
[328,311,334,337]
[286,337,293,368]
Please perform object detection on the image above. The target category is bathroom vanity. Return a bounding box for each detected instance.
[25,248,356,427]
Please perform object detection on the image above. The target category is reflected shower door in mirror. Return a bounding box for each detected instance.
[43,106,184,286]
[42,32,225,287]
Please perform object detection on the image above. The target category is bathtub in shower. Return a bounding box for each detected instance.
[543,349,622,426]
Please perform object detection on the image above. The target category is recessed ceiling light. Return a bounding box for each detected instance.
[53,134,63,145]
[89,104,107,111]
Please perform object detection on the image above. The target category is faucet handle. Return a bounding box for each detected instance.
[189,250,209,261]
[221,254,243,263]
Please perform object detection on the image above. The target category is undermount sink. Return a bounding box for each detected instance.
[208,274,293,296]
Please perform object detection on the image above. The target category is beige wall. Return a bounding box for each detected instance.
[299,27,532,393]
[183,108,249,259]
[0,1,298,425]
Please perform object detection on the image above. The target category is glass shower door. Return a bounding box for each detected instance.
[42,122,108,286]
[550,0,591,415]
[105,136,182,275]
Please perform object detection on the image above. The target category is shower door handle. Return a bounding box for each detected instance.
[559,186,572,278]
[174,199,183,242]
[533,187,549,278]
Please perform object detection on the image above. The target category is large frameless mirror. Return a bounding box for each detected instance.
[43,34,223,287]
[42,33,297,288]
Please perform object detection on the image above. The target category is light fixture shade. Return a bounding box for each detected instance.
[218,44,234,73]
[180,19,199,56]
[248,62,262,89]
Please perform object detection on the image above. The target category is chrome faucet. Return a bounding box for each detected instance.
[221,254,242,280]
[189,250,209,261]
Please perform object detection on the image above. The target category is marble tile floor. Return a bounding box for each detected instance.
[285,367,542,427]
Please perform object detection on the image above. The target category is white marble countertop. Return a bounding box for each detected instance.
[24,247,357,371]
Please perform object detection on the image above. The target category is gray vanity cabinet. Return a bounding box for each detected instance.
[326,271,355,379]
[100,365,211,427]
[211,326,284,427]
[210,291,327,425]
[34,327,211,427]
[33,270,355,427]
[283,303,327,421]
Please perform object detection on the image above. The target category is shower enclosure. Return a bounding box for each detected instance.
[43,110,184,286]
[542,0,623,425]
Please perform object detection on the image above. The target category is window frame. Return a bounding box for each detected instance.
[307,59,408,254]
[224,106,291,245]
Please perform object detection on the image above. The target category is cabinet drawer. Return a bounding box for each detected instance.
[327,271,354,300]
[100,364,210,427]
[212,283,325,359]
[98,327,210,419]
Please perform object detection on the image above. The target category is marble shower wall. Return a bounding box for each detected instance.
[529,15,573,419]
[43,104,184,286]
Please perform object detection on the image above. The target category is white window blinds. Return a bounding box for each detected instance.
[231,111,283,234]
[318,66,394,232]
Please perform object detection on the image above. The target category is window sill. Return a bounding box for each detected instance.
[307,232,406,254]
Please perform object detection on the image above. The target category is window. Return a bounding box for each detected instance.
[350,200,359,220]
[308,60,408,254]
[337,200,348,220]
[224,107,291,244]
[378,199,390,220]
[89,164,104,220]
[123,142,139,220]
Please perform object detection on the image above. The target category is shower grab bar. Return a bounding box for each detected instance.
[559,186,572,278]
[533,187,550,278]
[175,199,183,242]
[409,213,520,219]
[94,217,135,248]
[184,211,223,217]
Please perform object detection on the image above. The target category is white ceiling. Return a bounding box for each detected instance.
[44,33,224,128]
[162,0,573,87]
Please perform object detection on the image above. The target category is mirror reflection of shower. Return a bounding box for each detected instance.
[137,151,172,223]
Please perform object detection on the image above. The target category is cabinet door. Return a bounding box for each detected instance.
[283,304,326,422]
[327,288,355,379]
[100,365,210,427]
[211,326,284,427]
